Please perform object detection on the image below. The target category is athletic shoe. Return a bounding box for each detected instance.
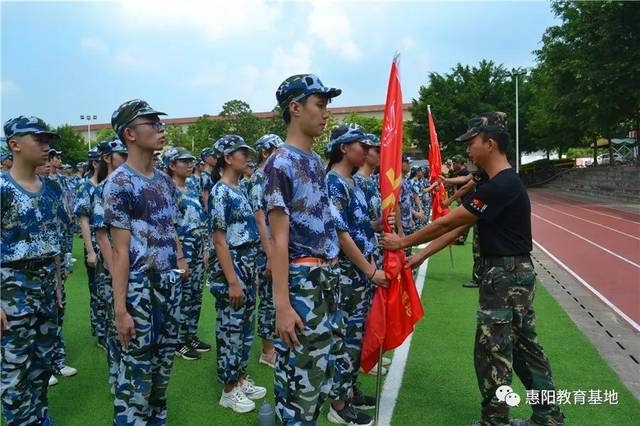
[59,365,77,377]
[259,351,276,368]
[176,344,200,361]
[381,356,391,367]
[189,336,211,353]
[97,338,107,352]
[328,402,374,426]
[351,386,376,410]
[219,387,255,413]
[462,281,479,288]
[239,377,267,400]
[359,364,387,376]
[48,375,58,386]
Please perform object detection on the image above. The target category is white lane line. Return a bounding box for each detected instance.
[533,239,640,332]
[533,202,640,242]
[532,193,640,225]
[378,250,429,426]
[532,213,640,269]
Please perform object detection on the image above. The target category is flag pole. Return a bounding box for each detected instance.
[374,344,384,426]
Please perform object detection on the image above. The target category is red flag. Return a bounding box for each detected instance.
[427,105,450,220]
[360,55,424,373]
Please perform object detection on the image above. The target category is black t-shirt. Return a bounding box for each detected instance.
[462,168,532,257]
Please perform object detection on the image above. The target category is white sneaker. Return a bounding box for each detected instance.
[59,365,77,377]
[359,363,387,376]
[381,356,392,367]
[219,387,255,413]
[48,375,58,386]
[239,377,267,400]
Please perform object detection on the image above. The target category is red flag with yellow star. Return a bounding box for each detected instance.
[360,55,424,372]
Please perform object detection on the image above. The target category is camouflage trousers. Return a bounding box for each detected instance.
[1,264,59,425]
[209,244,258,385]
[85,243,106,339]
[179,235,205,340]
[256,250,276,341]
[113,270,182,426]
[330,258,372,401]
[52,279,67,372]
[96,255,120,389]
[274,262,342,425]
[475,258,564,426]
[471,225,482,285]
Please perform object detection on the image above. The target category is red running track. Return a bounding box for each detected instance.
[529,190,640,331]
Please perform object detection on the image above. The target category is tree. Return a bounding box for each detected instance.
[218,99,263,145]
[94,127,116,144]
[536,1,640,165]
[51,125,87,166]
[165,125,192,150]
[186,116,227,154]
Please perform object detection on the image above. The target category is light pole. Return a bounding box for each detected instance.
[511,68,527,173]
[80,114,97,149]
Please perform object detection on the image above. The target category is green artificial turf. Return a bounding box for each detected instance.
[44,239,639,425]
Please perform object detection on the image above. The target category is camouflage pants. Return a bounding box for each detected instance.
[471,225,482,285]
[113,270,182,426]
[475,259,564,426]
[1,264,59,425]
[96,255,119,389]
[330,258,371,401]
[256,250,276,341]
[209,244,257,385]
[274,262,341,425]
[180,235,205,340]
[52,281,67,372]
[85,243,106,339]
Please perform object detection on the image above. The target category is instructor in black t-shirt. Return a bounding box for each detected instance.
[381,112,564,426]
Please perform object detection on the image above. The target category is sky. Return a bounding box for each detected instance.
[1,0,559,129]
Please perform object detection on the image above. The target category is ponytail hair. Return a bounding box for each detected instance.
[96,157,108,183]
[211,157,225,185]
[325,145,358,175]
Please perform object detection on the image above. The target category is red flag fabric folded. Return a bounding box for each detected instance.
[427,105,450,221]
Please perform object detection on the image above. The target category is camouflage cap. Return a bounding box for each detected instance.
[48,148,63,158]
[326,123,367,155]
[3,116,60,142]
[163,147,196,164]
[200,147,214,161]
[455,111,508,142]
[97,137,128,155]
[213,135,255,158]
[276,74,341,116]
[452,154,466,164]
[410,163,423,173]
[111,99,166,139]
[255,134,284,152]
[87,147,101,161]
[363,133,381,147]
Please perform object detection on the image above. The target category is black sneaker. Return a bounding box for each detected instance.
[176,344,200,361]
[189,336,211,353]
[328,401,374,426]
[351,386,375,410]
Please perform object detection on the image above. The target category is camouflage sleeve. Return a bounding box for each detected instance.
[210,184,227,232]
[264,159,292,216]
[104,176,132,230]
[73,181,90,217]
[93,185,106,229]
[249,175,264,213]
[326,175,350,232]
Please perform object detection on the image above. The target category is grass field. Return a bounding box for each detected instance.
[45,239,640,425]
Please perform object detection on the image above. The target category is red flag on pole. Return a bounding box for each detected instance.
[360,54,424,373]
[427,105,450,220]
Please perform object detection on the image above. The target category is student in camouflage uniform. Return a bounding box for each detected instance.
[165,147,211,361]
[264,74,342,425]
[200,147,216,212]
[325,124,392,426]
[104,99,189,425]
[1,116,68,425]
[382,112,565,426]
[399,157,416,236]
[208,135,266,413]
[409,164,428,228]
[93,137,128,393]
[250,134,283,369]
[75,146,103,347]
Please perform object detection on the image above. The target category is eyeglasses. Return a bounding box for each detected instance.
[129,121,166,132]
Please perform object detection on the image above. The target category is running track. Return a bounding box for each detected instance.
[529,190,640,331]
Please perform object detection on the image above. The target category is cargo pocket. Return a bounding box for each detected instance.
[476,308,513,353]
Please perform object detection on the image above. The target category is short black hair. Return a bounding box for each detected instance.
[283,97,308,125]
[481,131,509,154]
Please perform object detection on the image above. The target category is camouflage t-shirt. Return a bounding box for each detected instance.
[327,171,375,258]
[175,185,207,240]
[249,168,266,213]
[186,175,202,196]
[74,177,97,218]
[103,164,178,273]
[1,173,68,263]
[210,181,259,248]
[93,181,106,230]
[264,144,339,260]
[400,178,415,231]
[201,170,213,195]
[353,172,381,221]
